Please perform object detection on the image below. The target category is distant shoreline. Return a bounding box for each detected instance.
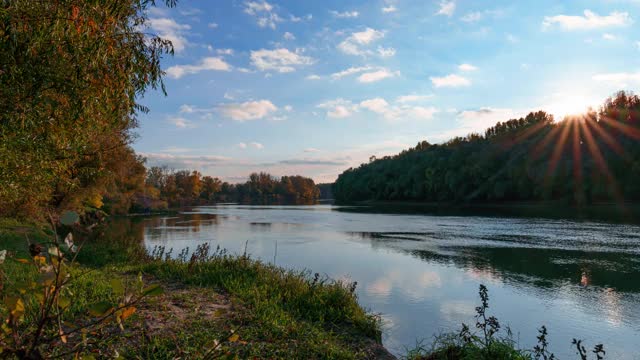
[334,200,640,223]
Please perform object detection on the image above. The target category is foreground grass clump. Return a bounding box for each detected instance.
[1,219,386,359]
[407,285,607,360]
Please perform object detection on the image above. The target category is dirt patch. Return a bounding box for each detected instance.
[135,282,234,337]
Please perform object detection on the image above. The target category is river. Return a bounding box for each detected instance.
[104,204,640,359]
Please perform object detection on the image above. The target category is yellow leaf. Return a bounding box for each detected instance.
[228,334,240,342]
[4,297,25,318]
[33,255,47,266]
[15,258,30,264]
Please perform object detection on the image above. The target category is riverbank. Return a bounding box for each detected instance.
[0,219,393,359]
[336,200,640,223]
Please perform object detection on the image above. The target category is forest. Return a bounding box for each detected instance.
[334,92,640,206]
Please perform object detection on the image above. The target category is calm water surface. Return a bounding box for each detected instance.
[108,205,640,359]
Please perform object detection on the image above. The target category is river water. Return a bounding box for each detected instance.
[106,204,640,359]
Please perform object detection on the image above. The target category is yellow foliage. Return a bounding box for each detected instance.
[86,193,104,209]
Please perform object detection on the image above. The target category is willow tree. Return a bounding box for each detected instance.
[0,0,176,216]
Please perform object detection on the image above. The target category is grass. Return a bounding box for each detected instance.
[0,219,386,359]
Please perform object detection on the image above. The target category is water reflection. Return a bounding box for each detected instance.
[99,205,640,359]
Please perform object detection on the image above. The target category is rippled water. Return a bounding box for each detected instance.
[106,205,640,359]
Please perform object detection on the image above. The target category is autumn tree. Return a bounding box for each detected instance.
[0,0,176,217]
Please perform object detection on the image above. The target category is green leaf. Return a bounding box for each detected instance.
[142,284,163,297]
[110,279,125,296]
[48,247,63,258]
[88,301,113,317]
[60,211,79,226]
[58,296,71,309]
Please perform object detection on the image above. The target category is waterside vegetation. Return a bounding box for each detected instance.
[0,217,386,359]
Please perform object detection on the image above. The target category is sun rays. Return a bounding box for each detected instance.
[531,110,630,207]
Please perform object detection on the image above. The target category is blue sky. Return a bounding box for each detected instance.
[136,0,640,183]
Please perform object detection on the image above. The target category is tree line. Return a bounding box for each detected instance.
[334,91,640,206]
[139,169,320,211]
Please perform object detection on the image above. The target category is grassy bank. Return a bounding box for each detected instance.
[0,219,387,359]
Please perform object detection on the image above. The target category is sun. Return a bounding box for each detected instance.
[545,91,601,121]
[548,95,593,120]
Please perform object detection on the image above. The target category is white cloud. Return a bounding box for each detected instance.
[238,141,265,150]
[317,96,437,121]
[543,10,632,30]
[290,14,312,22]
[244,1,273,14]
[436,1,456,17]
[458,63,477,72]
[330,10,359,18]
[352,28,385,44]
[208,22,218,29]
[218,100,278,121]
[168,117,195,128]
[360,98,437,121]
[357,69,400,83]
[396,94,434,103]
[602,33,617,40]
[458,107,514,122]
[377,46,396,57]
[382,6,397,13]
[636,41,640,50]
[592,72,640,86]
[506,34,519,43]
[250,48,314,72]
[338,28,385,56]
[454,108,526,135]
[179,104,195,113]
[306,74,322,80]
[283,32,296,40]
[430,74,471,88]
[331,66,400,83]
[331,66,375,79]
[460,9,504,23]
[179,8,202,17]
[317,99,359,118]
[142,153,230,170]
[216,48,234,55]
[148,17,191,53]
[284,105,293,112]
[244,1,283,29]
[360,98,390,113]
[166,57,232,79]
[160,146,193,153]
[461,12,482,22]
[304,148,321,153]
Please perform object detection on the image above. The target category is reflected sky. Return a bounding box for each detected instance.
[112,205,640,358]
